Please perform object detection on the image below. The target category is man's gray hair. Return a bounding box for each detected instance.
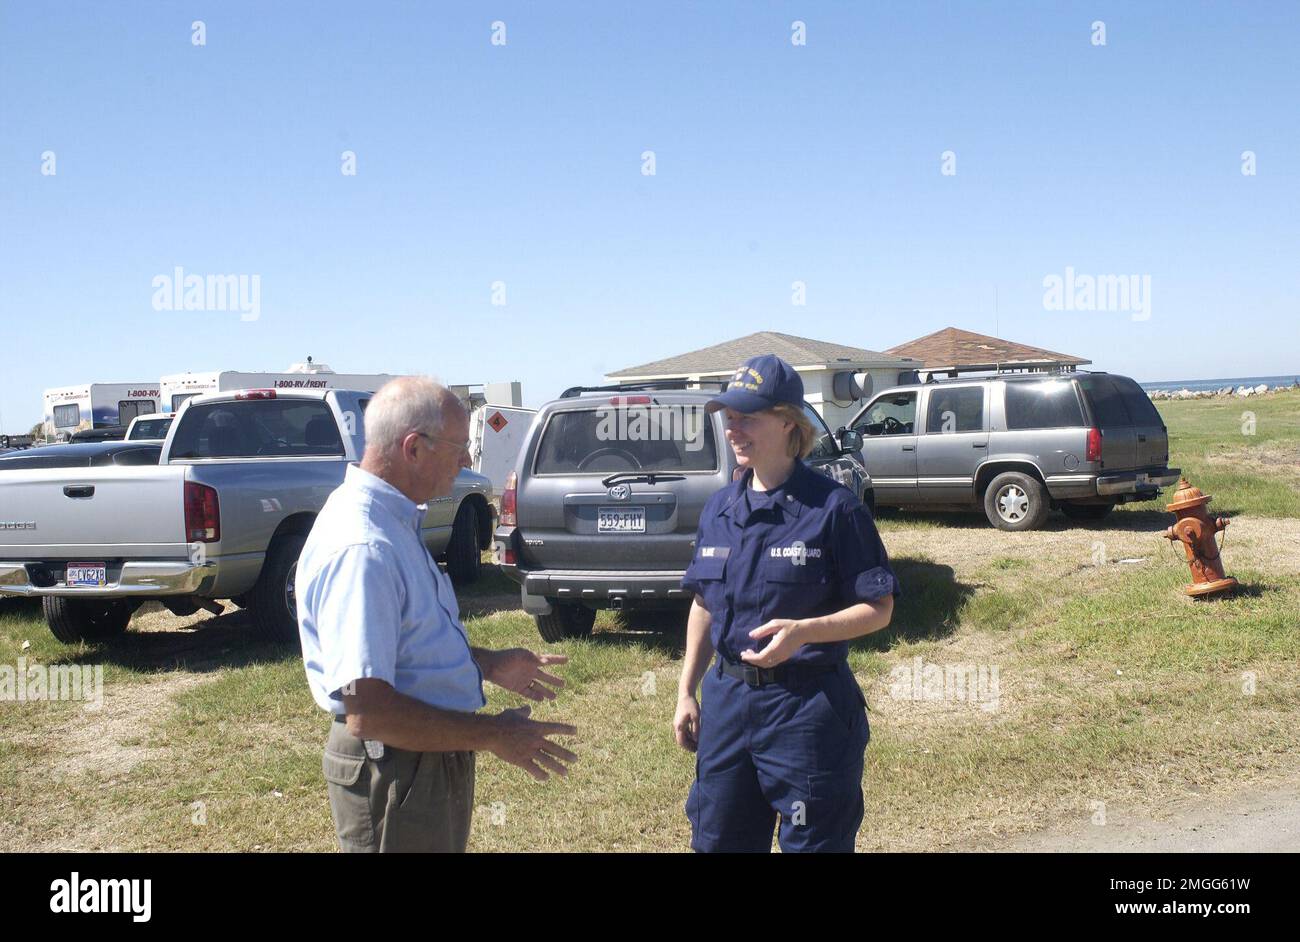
[364,376,461,455]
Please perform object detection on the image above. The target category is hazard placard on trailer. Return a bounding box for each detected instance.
[487,410,508,433]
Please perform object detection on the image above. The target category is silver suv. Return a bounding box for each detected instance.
[494,383,874,641]
[845,371,1179,530]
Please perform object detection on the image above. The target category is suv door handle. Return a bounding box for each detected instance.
[64,485,94,498]
[901,445,915,452]
[972,442,987,448]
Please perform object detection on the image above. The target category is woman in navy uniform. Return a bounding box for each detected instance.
[673,354,899,853]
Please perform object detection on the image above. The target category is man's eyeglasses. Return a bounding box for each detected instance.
[415,432,471,457]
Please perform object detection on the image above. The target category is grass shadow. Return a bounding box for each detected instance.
[453,565,525,617]
[852,556,976,652]
[51,606,297,673]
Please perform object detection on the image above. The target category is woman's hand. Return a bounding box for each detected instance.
[673,694,701,752]
[740,619,805,668]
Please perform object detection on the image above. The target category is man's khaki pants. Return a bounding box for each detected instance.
[323,719,475,852]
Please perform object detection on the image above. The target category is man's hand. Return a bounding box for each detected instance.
[478,648,568,702]
[739,619,805,668]
[488,706,578,781]
[673,694,700,752]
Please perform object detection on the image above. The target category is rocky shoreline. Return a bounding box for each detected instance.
[1147,382,1300,401]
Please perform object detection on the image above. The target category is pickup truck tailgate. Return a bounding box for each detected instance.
[0,465,188,558]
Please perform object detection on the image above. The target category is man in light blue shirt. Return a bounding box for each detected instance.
[298,376,577,853]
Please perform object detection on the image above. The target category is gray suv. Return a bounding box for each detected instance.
[845,371,1180,530]
[494,383,874,641]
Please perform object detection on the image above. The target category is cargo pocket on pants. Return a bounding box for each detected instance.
[323,748,373,851]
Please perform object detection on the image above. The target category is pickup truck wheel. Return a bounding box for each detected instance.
[249,533,306,644]
[534,603,595,643]
[1061,501,1117,523]
[445,502,482,587]
[984,472,1050,531]
[43,597,133,644]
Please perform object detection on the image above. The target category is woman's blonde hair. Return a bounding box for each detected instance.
[768,403,817,459]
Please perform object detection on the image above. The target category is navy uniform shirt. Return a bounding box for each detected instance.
[681,460,900,666]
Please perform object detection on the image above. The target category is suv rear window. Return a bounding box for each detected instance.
[1109,376,1164,425]
[534,405,718,474]
[1076,376,1132,427]
[1004,381,1085,429]
[128,418,172,440]
[169,400,344,459]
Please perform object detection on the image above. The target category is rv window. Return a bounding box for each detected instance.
[171,393,199,412]
[169,400,345,459]
[53,404,81,428]
[117,400,155,427]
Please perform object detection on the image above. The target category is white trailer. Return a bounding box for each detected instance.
[41,383,162,440]
[470,404,537,491]
[159,362,398,414]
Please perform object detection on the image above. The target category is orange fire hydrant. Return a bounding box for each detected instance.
[1162,477,1238,598]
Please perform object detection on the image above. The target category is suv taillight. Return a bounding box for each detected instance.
[501,471,517,526]
[185,481,221,542]
[1085,427,1102,463]
[234,389,276,400]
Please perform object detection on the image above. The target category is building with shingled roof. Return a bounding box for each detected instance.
[605,331,919,429]
[884,327,1090,378]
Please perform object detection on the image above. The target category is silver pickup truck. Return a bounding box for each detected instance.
[0,388,494,644]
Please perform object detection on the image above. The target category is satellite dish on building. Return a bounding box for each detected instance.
[831,371,872,403]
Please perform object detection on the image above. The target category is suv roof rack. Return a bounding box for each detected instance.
[558,380,728,399]
[910,369,1105,387]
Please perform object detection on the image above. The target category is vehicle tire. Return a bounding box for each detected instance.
[43,596,133,644]
[248,533,307,644]
[534,603,596,643]
[445,502,482,587]
[983,472,1050,532]
[1061,501,1117,523]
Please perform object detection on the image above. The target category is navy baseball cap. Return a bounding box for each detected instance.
[705,354,805,414]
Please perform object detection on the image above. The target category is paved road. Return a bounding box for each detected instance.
[994,778,1300,852]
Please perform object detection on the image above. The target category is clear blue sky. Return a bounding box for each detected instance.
[2,0,1297,430]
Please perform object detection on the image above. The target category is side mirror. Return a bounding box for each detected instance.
[835,427,863,452]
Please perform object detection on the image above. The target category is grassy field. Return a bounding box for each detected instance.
[1,389,1297,851]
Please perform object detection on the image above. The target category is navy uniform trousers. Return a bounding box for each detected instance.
[688,658,870,853]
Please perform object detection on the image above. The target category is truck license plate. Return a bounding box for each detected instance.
[66,563,107,587]
[597,507,645,533]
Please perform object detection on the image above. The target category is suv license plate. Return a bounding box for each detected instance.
[598,507,646,533]
[66,563,107,587]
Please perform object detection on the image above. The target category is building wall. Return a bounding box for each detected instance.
[805,367,912,430]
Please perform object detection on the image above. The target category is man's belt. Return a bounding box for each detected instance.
[716,656,839,688]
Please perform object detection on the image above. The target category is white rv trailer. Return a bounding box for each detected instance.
[41,383,162,440]
[469,403,538,491]
[159,362,398,414]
